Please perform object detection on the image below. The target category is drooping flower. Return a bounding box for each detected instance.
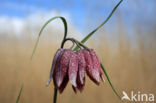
[89,49,104,82]
[53,49,78,93]
[53,50,71,88]
[47,48,104,93]
[46,48,65,86]
[72,49,86,92]
[68,51,79,87]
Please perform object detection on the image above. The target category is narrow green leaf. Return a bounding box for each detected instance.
[16,85,23,103]
[31,16,68,59]
[101,64,121,101]
[74,0,123,51]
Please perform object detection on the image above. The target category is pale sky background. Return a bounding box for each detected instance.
[0,0,155,38]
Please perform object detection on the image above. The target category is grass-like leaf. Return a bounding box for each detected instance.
[30,16,68,103]
[31,16,68,103]
[16,85,23,103]
[31,16,68,59]
[73,0,123,101]
[74,0,123,51]
[101,64,121,101]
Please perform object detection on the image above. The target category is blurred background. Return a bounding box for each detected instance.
[0,0,156,103]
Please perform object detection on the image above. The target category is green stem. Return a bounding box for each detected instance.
[65,38,89,50]
[53,34,69,103]
[53,88,58,103]
[72,38,89,49]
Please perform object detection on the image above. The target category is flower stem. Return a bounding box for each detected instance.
[53,88,58,103]
[72,38,89,49]
[53,31,68,103]
[64,38,89,50]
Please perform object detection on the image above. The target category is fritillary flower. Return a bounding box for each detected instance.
[47,48,104,93]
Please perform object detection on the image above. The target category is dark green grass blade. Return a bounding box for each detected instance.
[101,64,121,101]
[74,0,123,51]
[16,85,23,103]
[72,0,123,99]
[30,16,68,103]
[31,16,68,59]
[72,1,123,100]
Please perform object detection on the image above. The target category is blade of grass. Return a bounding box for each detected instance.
[31,16,68,103]
[74,0,123,51]
[16,85,23,103]
[101,63,121,101]
[73,0,123,100]
[31,16,68,59]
